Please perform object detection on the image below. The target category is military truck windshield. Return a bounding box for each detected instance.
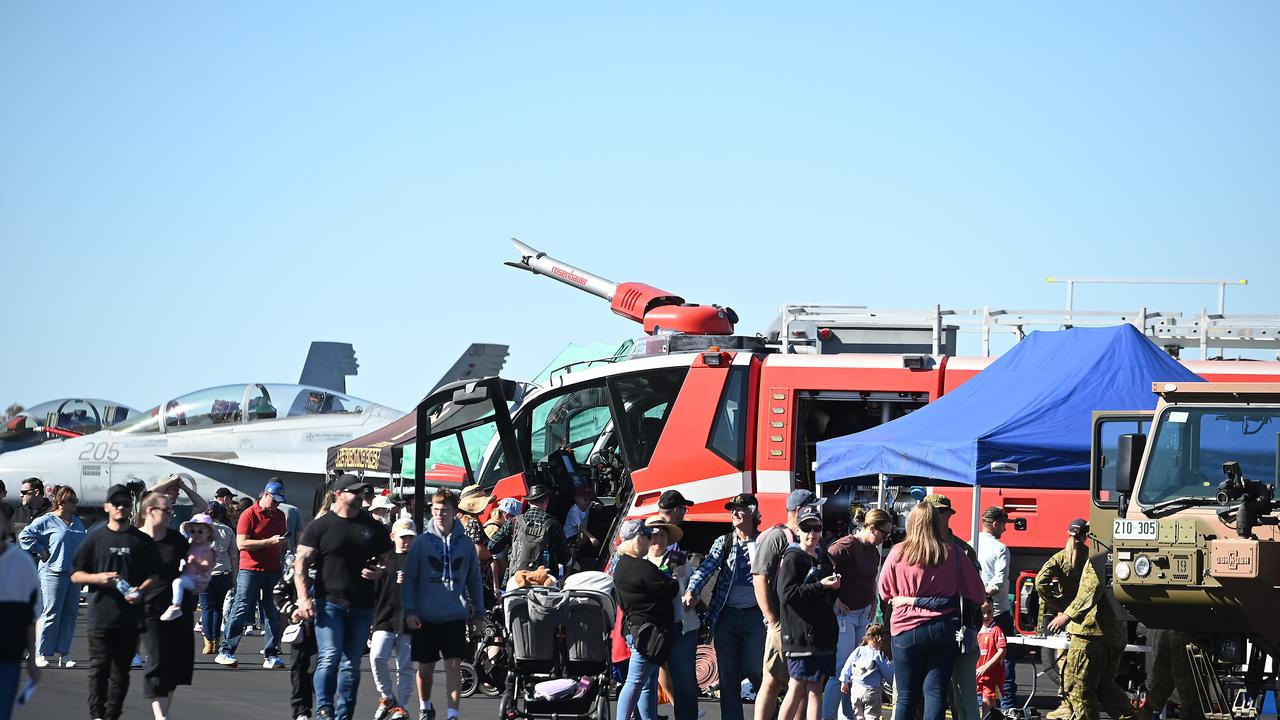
[1139,407,1280,505]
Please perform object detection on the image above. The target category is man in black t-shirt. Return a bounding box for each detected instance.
[294,474,394,720]
[71,484,160,720]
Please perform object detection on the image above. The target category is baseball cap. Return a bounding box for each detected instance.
[370,494,397,512]
[657,490,694,510]
[497,497,523,516]
[392,518,417,538]
[1068,518,1089,537]
[264,480,286,503]
[618,518,655,541]
[214,487,233,499]
[786,489,826,512]
[796,504,823,529]
[332,474,370,493]
[922,494,955,513]
[724,493,758,510]
[982,506,1008,523]
[106,483,133,506]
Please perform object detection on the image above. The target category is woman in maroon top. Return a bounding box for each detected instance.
[878,503,984,720]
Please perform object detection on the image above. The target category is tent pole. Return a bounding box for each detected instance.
[970,484,982,544]
[877,473,888,511]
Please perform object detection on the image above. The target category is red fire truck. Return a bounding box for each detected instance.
[410,242,1280,577]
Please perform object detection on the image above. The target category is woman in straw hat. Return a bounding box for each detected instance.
[457,485,496,609]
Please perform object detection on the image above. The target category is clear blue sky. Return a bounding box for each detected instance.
[3,2,1278,413]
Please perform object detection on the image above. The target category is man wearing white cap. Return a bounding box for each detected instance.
[371,518,418,720]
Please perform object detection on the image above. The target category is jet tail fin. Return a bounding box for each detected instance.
[430,343,510,393]
[299,342,359,393]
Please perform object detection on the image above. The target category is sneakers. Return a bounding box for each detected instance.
[1044,706,1073,720]
[131,654,144,669]
[375,698,394,720]
[419,708,436,720]
[59,655,77,668]
[160,605,183,622]
[295,716,310,720]
[387,708,409,720]
[34,656,50,669]
[214,652,239,668]
[316,709,334,720]
[263,656,287,670]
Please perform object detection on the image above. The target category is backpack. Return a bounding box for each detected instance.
[509,513,553,576]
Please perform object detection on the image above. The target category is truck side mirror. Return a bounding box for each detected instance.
[1116,433,1147,496]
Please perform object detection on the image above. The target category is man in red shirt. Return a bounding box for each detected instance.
[215,482,288,669]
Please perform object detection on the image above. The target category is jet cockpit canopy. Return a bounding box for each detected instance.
[113,384,372,434]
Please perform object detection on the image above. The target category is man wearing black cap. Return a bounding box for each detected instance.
[71,484,160,720]
[488,484,568,586]
[751,488,825,720]
[295,473,395,720]
[686,493,763,720]
[977,506,1017,710]
[1035,518,1091,720]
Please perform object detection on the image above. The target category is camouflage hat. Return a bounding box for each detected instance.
[922,494,955,513]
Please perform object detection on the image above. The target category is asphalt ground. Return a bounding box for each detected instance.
[18,624,1065,720]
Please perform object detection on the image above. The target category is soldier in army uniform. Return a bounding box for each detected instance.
[1035,519,1091,719]
[1045,552,1135,720]
[1136,629,1203,720]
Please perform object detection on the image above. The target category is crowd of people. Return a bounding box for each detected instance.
[0,471,1177,720]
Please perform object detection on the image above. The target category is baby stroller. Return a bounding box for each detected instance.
[459,604,507,698]
[499,571,616,720]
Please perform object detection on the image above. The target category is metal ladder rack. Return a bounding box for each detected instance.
[772,304,1280,359]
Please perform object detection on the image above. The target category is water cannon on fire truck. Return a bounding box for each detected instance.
[505,239,739,336]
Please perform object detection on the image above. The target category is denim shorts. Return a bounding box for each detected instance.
[786,653,835,682]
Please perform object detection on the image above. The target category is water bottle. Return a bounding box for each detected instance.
[115,578,139,602]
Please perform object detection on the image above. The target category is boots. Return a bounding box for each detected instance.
[202,638,216,655]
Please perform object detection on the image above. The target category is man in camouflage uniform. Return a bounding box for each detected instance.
[1045,553,1135,720]
[1035,519,1090,720]
[1136,629,1203,720]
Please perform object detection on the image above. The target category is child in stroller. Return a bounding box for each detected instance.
[498,571,617,720]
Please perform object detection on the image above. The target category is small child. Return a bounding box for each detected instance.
[371,518,417,720]
[839,623,894,720]
[976,599,1008,719]
[160,514,217,621]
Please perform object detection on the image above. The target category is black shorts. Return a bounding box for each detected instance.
[411,619,469,662]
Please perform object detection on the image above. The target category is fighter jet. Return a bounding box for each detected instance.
[0,341,509,512]
[1,398,141,455]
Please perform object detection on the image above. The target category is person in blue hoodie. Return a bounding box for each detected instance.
[402,489,484,720]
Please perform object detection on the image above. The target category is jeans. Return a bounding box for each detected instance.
[371,630,415,708]
[88,628,140,720]
[617,634,660,720]
[222,569,283,656]
[669,628,700,720]
[993,611,1017,709]
[891,615,961,720]
[36,567,80,657]
[824,605,872,720]
[200,572,233,641]
[0,661,18,720]
[712,606,766,720]
[314,601,374,720]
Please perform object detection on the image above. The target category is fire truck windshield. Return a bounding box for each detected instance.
[476,367,690,490]
[1138,407,1280,505]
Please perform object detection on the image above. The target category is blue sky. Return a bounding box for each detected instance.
[3,2,1278,413]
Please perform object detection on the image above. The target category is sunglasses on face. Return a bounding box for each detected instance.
[20,490,39,496]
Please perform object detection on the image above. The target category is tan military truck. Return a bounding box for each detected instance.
[1091,382,1279,718]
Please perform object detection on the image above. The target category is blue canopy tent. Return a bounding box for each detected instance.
[816,324,1203,537]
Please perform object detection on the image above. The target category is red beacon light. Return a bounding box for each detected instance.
[817,328,834,341]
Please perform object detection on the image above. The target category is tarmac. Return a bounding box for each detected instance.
[18,624,1065,720]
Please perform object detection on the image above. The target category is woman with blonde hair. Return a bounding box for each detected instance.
[878,503,984,720]
[19,485,87,668]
